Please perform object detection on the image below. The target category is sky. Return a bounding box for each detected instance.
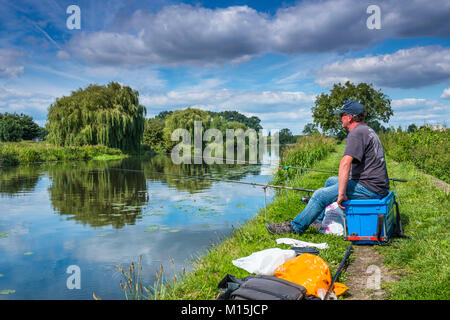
[0,0,449,134]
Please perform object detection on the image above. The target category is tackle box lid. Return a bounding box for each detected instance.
[342,191,395,206]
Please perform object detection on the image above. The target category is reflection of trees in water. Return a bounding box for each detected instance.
[0,154,263,228]
[48,158,148,229]
[0,165,42,197]
[141,154,262,193]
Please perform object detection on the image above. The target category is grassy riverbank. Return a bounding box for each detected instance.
[148,135,349,299]
[144,136,449,300]
[375,160,449,299]
[0,141,125,166]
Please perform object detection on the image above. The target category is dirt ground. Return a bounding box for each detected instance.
[343,245,401,300]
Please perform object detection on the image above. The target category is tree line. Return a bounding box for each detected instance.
[143,108,263,153]
[0,112,47,142]
[0,82,265,155]
[2,80,439,153]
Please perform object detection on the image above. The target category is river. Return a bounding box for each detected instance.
[0,153,277,299]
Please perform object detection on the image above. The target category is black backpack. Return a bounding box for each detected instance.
[217,274,306,300]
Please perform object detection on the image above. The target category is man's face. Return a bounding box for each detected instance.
[340,113,352,129]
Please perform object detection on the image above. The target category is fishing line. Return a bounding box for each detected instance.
[103,166,316,194]
[150,151,407,183]
[91,165,315,221]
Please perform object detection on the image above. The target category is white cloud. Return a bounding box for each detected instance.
[140,87,316,133]
[391,98,428,108]
[0,49,24,78]
[28,64,90,83]
[67,5,269,67]
[65,1,450,68]
[275,72,305,85]
[141,88,316,115]
[0,86,56,123]
[440,87,450,99]
[269,0,378,54]
[390,98,450,125]
[250,109,312,123]
[56,50,70,60]
[315,46,450,88]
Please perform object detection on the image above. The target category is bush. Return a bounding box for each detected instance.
[0,142,124,167]
[0,146,19,166]
[0,114,24,142]
[0,112,44,142]
[273,134,336,185]
[18,148,41,163]
[379,127,449,183]
[143,118,167,152]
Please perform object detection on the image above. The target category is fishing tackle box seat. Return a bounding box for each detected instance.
[342,191,396,245]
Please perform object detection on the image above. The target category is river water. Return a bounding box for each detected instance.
[0,153,277,299]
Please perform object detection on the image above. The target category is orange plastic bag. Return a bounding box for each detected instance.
[274,253,348,299]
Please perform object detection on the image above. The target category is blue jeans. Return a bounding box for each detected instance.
[291,176,382,234]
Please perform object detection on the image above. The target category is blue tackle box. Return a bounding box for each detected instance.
[343,191,396,244]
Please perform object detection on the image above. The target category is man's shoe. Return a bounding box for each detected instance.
[266,220,295,235]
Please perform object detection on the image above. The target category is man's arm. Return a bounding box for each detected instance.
[337,155,353,209]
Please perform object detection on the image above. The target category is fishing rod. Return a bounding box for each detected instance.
[324,243,353,300]
[151,151,279,166]
[150,151,408,183]
[281,165,407,183]
[279,165,407,205]
[102,166,315,221]
[105,167,316,194]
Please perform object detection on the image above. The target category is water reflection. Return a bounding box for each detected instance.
[0,153,277,299]
[141,154,262,193]
[47,159,149,229]
[0,155,265,229]
[0,166,41,197]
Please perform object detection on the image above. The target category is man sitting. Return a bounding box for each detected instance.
[266,101,390,235]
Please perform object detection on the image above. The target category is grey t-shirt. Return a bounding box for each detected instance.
[344,123,389,196]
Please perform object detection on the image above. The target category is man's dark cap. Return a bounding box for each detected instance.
[333,101,365,115]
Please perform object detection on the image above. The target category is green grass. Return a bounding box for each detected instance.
[376,159,449,299]
[379,128,449,183]
[147,143,351,300]
[140,139,449,300]
[0,141,125,166]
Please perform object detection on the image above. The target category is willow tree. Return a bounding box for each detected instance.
[46,82,146,153]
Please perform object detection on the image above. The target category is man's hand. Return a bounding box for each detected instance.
[337,193,348,210]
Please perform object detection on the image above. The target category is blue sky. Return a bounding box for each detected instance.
[0,0,449,134]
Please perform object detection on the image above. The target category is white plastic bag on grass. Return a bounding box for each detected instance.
[319,202,346,236]
[232,248,296,276]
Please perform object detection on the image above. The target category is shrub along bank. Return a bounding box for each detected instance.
[379,127,449,184]
[0,141,124,167]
